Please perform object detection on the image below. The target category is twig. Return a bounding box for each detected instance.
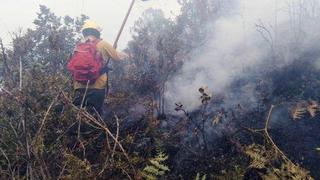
[97,123,112,176]
[262,105,292,163]
[17,84,33,180]
[200,104,208,152]
[248,105,294,164]
[80,81,90,109]
[0,147,13,176]
[243,126,264,135]
[77,82,90,157]
[19,57,22,91]
[112,114,120,158]
[61,91,136,174]
[35,93,60,137]
[0,87,15,97]
[0,38,10,74]
[93,108,107,127]
[264,105,274,131]
[76,117,86,158]
[120,166,133,180]
[57,163,67,180]
[8,121,23,147]
[27,164,34,180]
[255,20,274,50]
[54,121,78,143]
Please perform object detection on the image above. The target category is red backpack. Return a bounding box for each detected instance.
[67,40,103,84]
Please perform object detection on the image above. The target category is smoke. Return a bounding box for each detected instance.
[165,0,320,112]
[161,1,320,177]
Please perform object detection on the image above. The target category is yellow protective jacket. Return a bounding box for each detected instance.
[73,37,122,90]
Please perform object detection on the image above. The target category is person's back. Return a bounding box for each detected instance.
[69,20,128,114]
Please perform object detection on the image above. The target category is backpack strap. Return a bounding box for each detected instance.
[93,39,102,61]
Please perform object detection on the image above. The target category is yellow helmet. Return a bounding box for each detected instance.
[82,20,103,32]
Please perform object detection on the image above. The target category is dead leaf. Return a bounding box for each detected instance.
[291,105,306,120]
[307,100,318,118]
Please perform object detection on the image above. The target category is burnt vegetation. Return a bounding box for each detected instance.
[0,1,320,179]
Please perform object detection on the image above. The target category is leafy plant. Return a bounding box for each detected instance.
[195,173,207,180]
[291,100,320,120]
[245,143,314,180]
[245,144,275,169]
[62,151,92,179]
[140,150,169,180]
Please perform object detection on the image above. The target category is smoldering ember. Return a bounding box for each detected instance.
[0,0,320,179]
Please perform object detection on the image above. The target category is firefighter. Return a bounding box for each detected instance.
[70,20,128,115]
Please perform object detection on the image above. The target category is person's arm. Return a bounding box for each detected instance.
[97,40,128,62]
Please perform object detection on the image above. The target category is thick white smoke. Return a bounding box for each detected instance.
[165,0,320,111]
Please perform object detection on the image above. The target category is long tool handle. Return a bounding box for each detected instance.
[105,0,136,96]
[113,0,136,49]
[106,0,135,65]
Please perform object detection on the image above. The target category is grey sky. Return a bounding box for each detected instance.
[0,0,180,49]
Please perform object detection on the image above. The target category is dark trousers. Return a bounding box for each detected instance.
[71,88,106,162]
[73,88,105,115]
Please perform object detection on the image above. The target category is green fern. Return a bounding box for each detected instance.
[195,173,207,180]
[141,150,170,180]
[244,144,314,180]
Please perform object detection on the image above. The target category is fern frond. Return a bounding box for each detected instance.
[195,173,200,180]
[244,144,268,168]
[212,115,220,125]
[307,100,319,118]
[141,150,170,180]
[291,105,306,120]
[150,159,170,172]
[144,165,162,176]
[195,173,206,180]
[153,151,168,162]
[141,172,157,180]
[245,144,314,180]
